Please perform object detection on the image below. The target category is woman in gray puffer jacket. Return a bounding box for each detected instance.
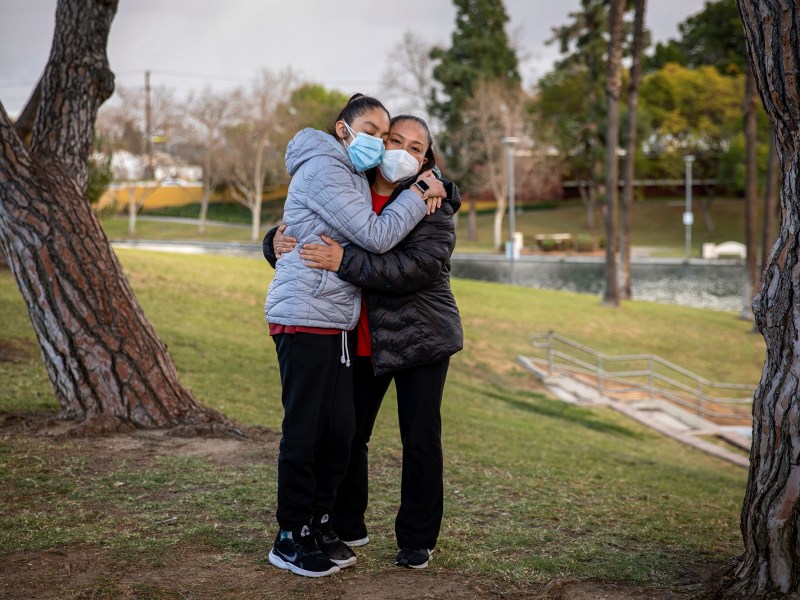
[265,95,445,579]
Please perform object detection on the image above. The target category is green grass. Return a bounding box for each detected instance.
[0,251,759,590]
[99,216,269,243]
[455,196,762,257]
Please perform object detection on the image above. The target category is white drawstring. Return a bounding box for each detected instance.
[340,331,351,367]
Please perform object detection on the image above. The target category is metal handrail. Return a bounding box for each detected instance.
[527,331,756,421]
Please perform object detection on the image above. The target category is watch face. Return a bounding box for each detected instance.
[416,179,430,192]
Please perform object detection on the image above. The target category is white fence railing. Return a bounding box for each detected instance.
[524,332,756,423]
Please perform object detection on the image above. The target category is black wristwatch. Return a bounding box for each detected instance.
[413,179,430,199]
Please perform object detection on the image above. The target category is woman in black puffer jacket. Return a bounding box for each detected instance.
[264,115,462,569]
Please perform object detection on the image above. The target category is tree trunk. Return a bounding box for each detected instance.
[251,141,265,242]
[493,195,507,251]
[620,0,646,301]
[602,0,625,307]
[468,195,478,242]
[714,2,800,596]
[701,193,716,234]
[199,149,211,235]
[199,189,210,235]
[0,0,231,432]
[742,68,759,320]
[127,186,138,237]
[578,182,596,229]
[761,125,779,273]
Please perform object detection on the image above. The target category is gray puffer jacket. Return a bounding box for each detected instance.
[265,128,428,330]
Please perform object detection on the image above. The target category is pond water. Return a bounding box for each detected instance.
[451,255,748,312]
[112,241,748,313]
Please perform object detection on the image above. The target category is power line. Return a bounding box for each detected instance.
[118,68,254,83]
[0,70,382,91]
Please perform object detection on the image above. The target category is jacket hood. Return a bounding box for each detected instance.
[285,128,352,176]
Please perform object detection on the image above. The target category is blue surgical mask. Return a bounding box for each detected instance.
[342,121,385,172]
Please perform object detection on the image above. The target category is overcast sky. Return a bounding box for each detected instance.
[1,0,709,117]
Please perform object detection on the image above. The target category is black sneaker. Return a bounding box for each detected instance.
[395,548,433,569]
[336,521,370,547]
[313,514,357,568]
[268,524,340,577]
[340,534,369,547]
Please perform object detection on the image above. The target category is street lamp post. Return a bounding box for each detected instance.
[683,154,695,260]
[502,136,520,283]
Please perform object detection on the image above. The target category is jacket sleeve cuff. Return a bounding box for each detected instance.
[262,225,280,269]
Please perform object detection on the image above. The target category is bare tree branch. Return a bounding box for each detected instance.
[13,77,43,143]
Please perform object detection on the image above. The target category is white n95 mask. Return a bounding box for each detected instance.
[379,149,421,183]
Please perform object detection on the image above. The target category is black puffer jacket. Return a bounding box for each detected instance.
[263,179,463,376]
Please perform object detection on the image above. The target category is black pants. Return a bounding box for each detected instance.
[333,356,449,550]
[273,332,355,530]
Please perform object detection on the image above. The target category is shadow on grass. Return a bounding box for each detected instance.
[469,384,644,439]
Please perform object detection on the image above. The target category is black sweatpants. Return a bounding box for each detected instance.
[273,332,356,530]
[333,355,449,550]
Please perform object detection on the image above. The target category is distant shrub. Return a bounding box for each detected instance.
[575,234,596,252]
[539,238,558,251]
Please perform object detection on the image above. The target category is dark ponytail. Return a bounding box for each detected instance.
[328,93,389,140]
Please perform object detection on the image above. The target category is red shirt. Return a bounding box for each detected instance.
[356,190,392,356]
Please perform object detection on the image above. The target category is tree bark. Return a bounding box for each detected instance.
[620,0,646,301]
[0,0,232,432]
[761,125,779,273]
[602,0,625,307]
[714,2,800,596]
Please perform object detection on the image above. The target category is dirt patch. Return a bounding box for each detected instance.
[0,337,36,362]
[1,546,701,600]
[0,413,710,600]
[0,412,279,468]
[1,546,529,600]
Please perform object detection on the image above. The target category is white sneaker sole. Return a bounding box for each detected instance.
[268,548,340,577]
[396,549,433,569]
[331,554,357,568]
[341,535,369,547]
